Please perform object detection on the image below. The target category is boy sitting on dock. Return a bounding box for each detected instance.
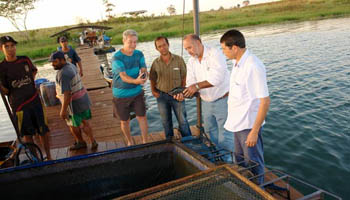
[49,51,98,150]
[0,36,52,160]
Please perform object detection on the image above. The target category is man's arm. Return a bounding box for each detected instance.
[77,61,83,77]
[245,96,270,147]
[59,91,72,120]
[150,79,160,98]
[119,72,146,85]
[183,80,213,97]
[0,84,9,95]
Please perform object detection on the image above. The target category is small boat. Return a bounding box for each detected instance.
[94,46,116,55]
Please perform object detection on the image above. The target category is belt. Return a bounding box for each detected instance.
[217,92,229,101]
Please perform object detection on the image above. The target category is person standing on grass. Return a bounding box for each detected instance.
[220,29,270,185]
[0,36,52,160]
[49,51,98,150]
[58,36,84,77]
[150,36,192,139]
[111,29,149,146]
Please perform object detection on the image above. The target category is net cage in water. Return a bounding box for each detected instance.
[118,165,274,200]
[0,140,274,199]
[0,141,214,199]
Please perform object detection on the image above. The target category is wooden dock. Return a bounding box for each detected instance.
[41,46,200,160]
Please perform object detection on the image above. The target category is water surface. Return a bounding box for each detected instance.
[1,17,349,198]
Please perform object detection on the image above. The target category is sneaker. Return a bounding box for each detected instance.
[91,141,98,149]
[69,141,87,150]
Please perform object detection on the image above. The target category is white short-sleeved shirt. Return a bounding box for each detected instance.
[186,45,230,102]
[224,49,269,132]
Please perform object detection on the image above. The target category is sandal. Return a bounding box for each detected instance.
[69,141,87,151]
[91,141,98,149]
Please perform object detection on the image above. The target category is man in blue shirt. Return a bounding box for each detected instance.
[58,36,84,77]
[112,29,149,146]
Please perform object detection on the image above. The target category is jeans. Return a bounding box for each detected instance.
[223,128,265,185]
[157,92,192,139]
[202,96,228,147]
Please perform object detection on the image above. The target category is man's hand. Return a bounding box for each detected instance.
[135,73,147,85]
[173,93,184,101]
[60,109,68,120]
[152,90,160,98]
[79,69,83,77]
[183,84,198,98]
[245,129,259,147]
[0,84,9,95]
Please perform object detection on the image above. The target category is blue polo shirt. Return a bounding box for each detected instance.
[112,49,146,98]
[57,45,81,66]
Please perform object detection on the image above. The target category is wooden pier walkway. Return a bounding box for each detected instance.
[42,46,200,160]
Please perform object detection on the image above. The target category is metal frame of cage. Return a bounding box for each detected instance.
[117,164,276,200]
[180,132,342,200]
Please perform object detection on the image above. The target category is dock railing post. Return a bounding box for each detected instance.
[193,0,203,133]
[193,0,203,134]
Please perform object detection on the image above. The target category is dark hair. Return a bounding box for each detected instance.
[154,36,169,48]
[184,34,202,43]
[220,29,245,48]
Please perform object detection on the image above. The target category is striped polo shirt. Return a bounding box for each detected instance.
[112,49,146,98]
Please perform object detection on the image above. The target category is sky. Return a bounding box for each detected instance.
[0,0,278,33]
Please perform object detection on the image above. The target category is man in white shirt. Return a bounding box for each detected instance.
[181,34,230,148]
[220,29,270,185]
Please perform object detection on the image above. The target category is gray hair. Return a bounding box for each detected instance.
[184,34,202,43]
[122,29,138,40]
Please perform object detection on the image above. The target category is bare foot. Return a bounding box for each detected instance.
[127,139,134,146]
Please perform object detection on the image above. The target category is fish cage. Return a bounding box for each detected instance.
[118,165,274,200]
[0,140,215,199]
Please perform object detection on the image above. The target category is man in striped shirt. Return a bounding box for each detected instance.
[111,29,149,146]
[50,51,98,150]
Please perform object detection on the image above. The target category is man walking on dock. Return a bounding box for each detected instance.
[50,51,98,150]
[220,29,270,185]
[150,36,192,139]
[0,36,52,160]
[111,29,149,146]
[181,34,230,148]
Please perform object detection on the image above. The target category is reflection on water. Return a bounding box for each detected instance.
[0,17,349,198]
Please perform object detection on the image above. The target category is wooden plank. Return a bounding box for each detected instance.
[106,141,117,150]
[56,147,68,160]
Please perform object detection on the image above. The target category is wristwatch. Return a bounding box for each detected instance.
[195,83,200,90]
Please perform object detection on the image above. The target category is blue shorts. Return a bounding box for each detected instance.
[14,96,49,137]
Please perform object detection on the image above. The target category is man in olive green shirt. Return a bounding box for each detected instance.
[150,36,192,139]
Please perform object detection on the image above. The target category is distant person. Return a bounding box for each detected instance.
[179,34,230,148]
[57,36,84,77]
[0,36,52,160]
[220,29,270,184]
[149,36,192,139]
[49,51,98,150]
[112,29,149,146]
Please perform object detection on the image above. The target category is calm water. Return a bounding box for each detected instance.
[1,18,349,198]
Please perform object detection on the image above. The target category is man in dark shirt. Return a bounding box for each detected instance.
[0,36,52,160]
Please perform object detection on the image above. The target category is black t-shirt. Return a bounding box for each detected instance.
[0,56,38,111]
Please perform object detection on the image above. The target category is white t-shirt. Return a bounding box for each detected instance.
[224,49,269,132]
[186,45,230,102]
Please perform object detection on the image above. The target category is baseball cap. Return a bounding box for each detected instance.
[59,36,67,42]
[49,51,65,62]
[0,36,18,45]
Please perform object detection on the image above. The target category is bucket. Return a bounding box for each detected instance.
[34,78,49,89]
[40,82,59,107]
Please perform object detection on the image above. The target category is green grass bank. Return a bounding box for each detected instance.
[1,0,350,61]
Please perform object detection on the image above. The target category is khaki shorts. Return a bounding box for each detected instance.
[113,91,146,121]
